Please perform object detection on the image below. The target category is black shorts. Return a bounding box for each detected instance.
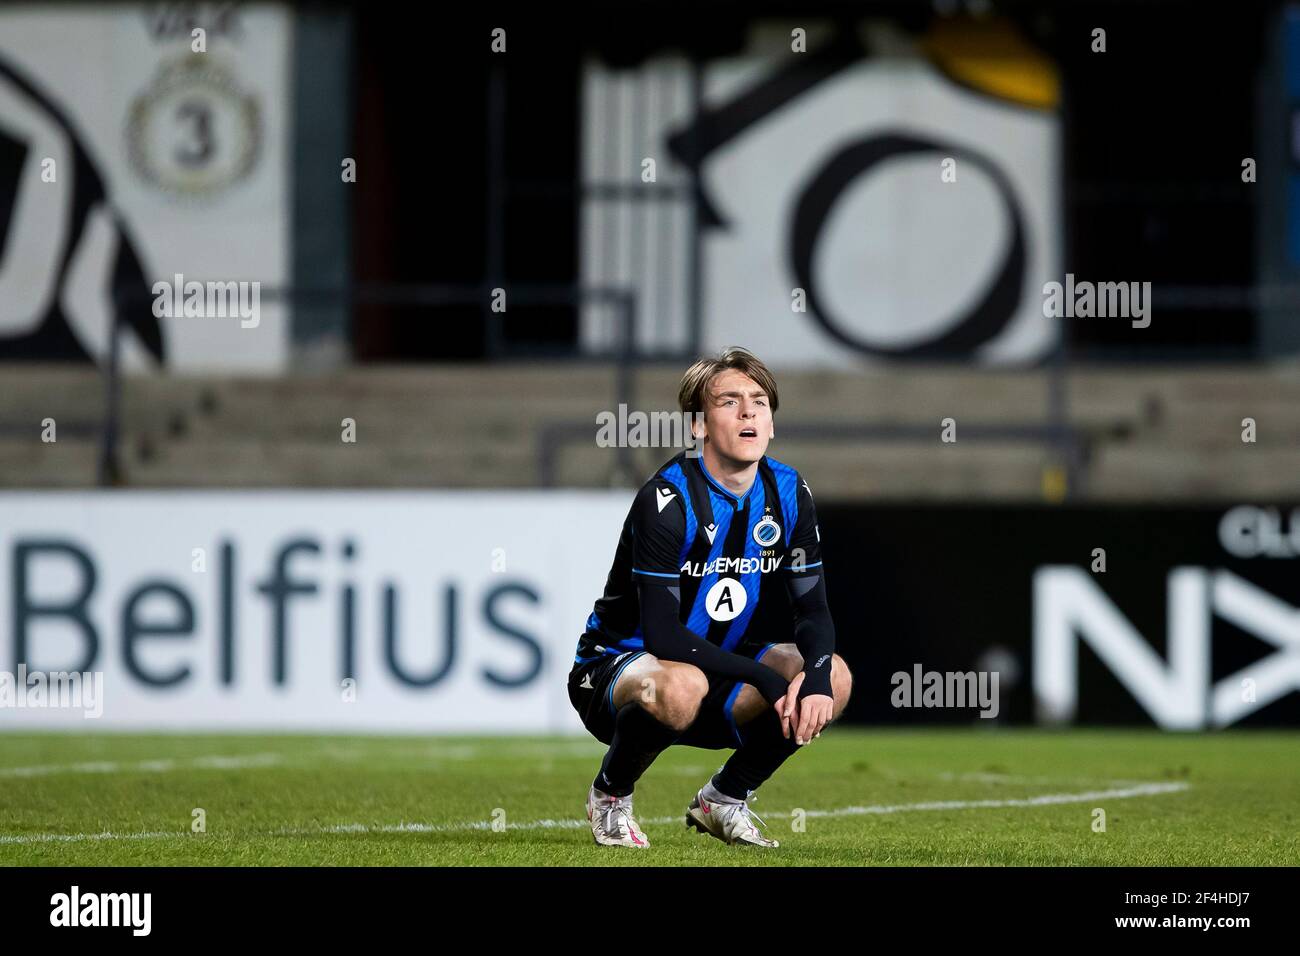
[567,640,780,750]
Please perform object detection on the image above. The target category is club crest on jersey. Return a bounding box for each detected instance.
[704,578,746,622]
[752,515,781,547]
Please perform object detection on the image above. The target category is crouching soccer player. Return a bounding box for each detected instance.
[567,347,852,848]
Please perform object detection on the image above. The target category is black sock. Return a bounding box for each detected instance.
[594,702,682,797]
[712,708,801,800]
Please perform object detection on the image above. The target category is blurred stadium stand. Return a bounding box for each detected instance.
[5,361,1300,499]
[5,3,1287,502]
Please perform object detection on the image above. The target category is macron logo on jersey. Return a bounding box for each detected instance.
[704,523,717,544]
[656,488,677,513]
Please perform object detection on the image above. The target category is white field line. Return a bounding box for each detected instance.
[936,771,1157,787]
[0,754,283,778]
[326,742,608,761]
[0,743,604,777]
[0,781,1190,846]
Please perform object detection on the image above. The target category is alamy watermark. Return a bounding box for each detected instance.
[1042,273,1151,328]
[0,665,103,719]
[891,664,999,719]
[596,405,706,457]
[50,886,150,935]
[152,273,260,328]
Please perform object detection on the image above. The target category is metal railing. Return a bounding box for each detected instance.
[96,280,652,487]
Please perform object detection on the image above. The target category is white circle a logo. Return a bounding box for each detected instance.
[705,578,746,622]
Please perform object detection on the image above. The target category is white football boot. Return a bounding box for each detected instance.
[586,785,650,848]
[685,787,779,847]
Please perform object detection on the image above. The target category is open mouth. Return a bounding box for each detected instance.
[739,427,758,440]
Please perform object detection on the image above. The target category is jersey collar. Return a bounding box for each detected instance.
[694,454,760,509]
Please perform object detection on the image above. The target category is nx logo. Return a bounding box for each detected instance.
[1033,567,1300,729]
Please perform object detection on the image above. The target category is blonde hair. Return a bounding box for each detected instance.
[677,346,779,415]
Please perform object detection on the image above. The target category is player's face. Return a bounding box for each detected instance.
[697,369,773,465]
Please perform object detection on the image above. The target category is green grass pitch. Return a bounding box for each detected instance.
[1,729,1296,866]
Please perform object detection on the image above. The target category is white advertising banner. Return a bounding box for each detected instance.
[0,4,291,371]
[0,492,631,733]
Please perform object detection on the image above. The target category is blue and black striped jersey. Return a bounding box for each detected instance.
[575,450,823,663]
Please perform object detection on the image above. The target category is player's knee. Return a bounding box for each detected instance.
[831,654,853,716]
[760,644,803,681]
[644,666,708,731]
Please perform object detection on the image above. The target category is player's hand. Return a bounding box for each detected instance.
[795,693,834,746]
[777,671,803,741]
